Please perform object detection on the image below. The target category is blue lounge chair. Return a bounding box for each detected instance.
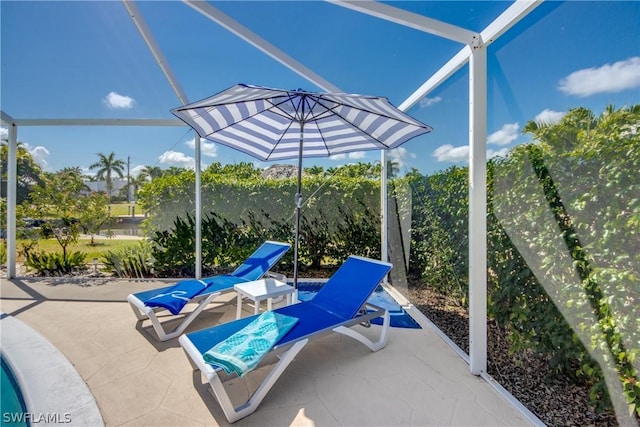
[179,255,392,423]
[127,241,291,341]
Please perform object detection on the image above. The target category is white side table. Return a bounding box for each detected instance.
[234,278,295,319]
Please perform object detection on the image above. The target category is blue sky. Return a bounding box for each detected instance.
[1,1,639,177]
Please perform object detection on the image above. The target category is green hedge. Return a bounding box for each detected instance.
[137,164,380,235]
[489,106,639,416]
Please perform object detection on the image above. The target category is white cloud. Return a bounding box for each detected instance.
[185,138,218,158]
[104,91,135,109]
[253,161,269,170]
[432,122,521,164]
[13,142,50,168]
[433,144,469,163]
[1,130,49,167]
[329,151,365,161]
[558,57,640,97]
[28,145,50,167]
[158,150,194,166]
[131,164,146,177]
[389,146,416,169]
[432,144,509,163]
[535,109,565,125]
[487,123,519,146]
[487,147,510,159]
[419,96,442,108]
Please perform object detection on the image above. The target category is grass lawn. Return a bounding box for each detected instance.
[109,203,141,217]
[17,237,143,262]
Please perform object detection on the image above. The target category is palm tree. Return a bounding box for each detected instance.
[129,174,149,199]
[325,166,338,176]
[163,166,187,177]
[59,166,91,193]
[89,152,125,200]
[139,165,163,182]
[305,165,325,176]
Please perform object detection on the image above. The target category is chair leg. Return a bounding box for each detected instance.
[357,306,371,328]
[334,308,390,352]
[180,334,309,424]
[129,292,221,341]
[161,292,221,340]
[217,339,308,423]
[127,294,150,321]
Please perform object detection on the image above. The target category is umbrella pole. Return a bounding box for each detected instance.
[293,120,304,293]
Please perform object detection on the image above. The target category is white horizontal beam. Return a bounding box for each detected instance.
[398,0,541,112]
[9,118,185,127]
[399,45,471,112]
[328,0,479,46]
[122,1,190,105]
[182,0,342,93]
[1,110,16,126]
[481,0,543,46]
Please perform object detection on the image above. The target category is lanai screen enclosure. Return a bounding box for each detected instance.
[2,0,534,378]
[2,2,638,424]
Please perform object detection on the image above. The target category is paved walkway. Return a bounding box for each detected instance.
[1,277,535,426]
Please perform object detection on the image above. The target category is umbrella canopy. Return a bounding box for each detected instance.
[171,83,432,287]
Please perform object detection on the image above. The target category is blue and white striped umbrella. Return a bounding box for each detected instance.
[171,83,432,287]
[171,83,432,161]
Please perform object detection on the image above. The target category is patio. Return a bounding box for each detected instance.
[1,277,534,426]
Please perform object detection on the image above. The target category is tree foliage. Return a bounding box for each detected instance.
[492,105,639,418]
[19,169,113,274]
[24,170,86,260]
[0,140,44,204]
[77,192,112,245]
[405,166,469,300]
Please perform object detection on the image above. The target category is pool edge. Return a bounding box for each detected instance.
[0,313,104,427]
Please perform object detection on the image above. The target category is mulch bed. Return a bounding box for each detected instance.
[406,286,619,427]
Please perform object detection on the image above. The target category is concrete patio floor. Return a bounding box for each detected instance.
[1,277,536,427]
